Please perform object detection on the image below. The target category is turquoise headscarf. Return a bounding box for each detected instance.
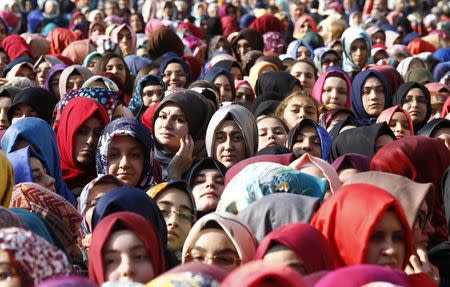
[341,27,373,73]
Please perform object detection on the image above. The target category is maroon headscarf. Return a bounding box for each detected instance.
[2,34,30,61]
[370,65,404,96]
[249,14,285,34]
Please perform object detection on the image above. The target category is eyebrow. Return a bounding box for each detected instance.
[158,200,192,211]
[191,246,237,254]
[103,244,147,253]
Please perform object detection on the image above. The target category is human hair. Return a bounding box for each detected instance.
[275,90,320,121]
[288,60,318,81]
[256,115,289,134]
[95,52,134,95]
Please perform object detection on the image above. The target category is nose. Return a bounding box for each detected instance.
[299,139,312,152]
[44,174,56,191]
[166,211,179,227]
[382,238,396,256]
[205,176,216,188]
[394,122,403,134]
[119,154,131,169]
[267,130,276,139]
[329,89,338,100]
[223,136,234,151]
[118,255,135,280]
[86,132,95,146]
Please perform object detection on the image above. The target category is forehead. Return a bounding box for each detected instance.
[157,188,191,207]
[196,168,221,177]
[391,111,407,120]
[159,104,183,114]
[291,62,313,73]
[406,87,425,97]
[165,62,183,71]
[297,124,318,135]
[217,119,241,132]
[287,96,315,107]
[143,84,163,91]
[109,135,142,148]
[363,76,382,87]
[351,38,367,47]
[324,76,347,87]
[258,117,283,127]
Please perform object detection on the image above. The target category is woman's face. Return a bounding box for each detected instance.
[235,86,253,109]
[263,246,305,274]
[50,72,62,99]
[401,88,427,125]
[290,62,315,94]
[361,76,385,116]
[87,56,101,74]
[106,57,127,84]
[230,67,243,81]
[185,228,240,272]
[257,117,288,151]
[154,104,189,153]
[412,200,434,250]
[372,31,386,45]
[432,127,450,150]
[296,46,312,61]
[30,156,56,193]
[282,96,318,129]
[322,76,348,108]
[118,28,133,56]
[17,66,35,82]
[213,120,246,168]
[388,111,411,139]
[84,181,120,232]
[292,124,322,159]
[156,188,194,252]
[66,74,84,92]
[236,39,251,60]
[365,211,406,270]
[162,63,187,90]
[0,249,21,287]
[130,15,144,33]
[103,230,155,283]
[213,75,233,103]
[36,61,51,88]
[191,169,225,211]
[350,38,369,67]
[75,117,104,166]
[0,97,11,130]
[321,53,342,73]
[107,136,145,187]
[299,20,313,35]
[142,84,164,107]
[11,103,38,125]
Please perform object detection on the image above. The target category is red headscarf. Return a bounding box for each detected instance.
[141,101,160,133]
[311,184,413,269]
[47,28,82,55]
[249,14,285,34]
[376,105,414,137]
[56,97,109,189]
[370,65,404,94]
[88,211,165,284]
[2,34,30,61]
[371,136,450,243]
[441,96,450,118]
[255,223,334,274]
[182,55,203,80]
[221,16,239,38]
[407,38,437,55]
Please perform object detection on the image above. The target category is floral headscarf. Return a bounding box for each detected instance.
[128,74,165,118]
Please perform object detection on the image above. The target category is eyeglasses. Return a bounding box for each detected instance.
[184,252,241,267]
[402,95,427,107]
[417,210,432,230]
[160,208,194,222]
[162,71,186,79]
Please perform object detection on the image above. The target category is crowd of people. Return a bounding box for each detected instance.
[0,0,449,286]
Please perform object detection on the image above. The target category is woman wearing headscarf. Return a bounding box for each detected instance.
[396,56,426,78]
[293,14,318,39]
[159,55,191,91]
[312,183,413,269]
[5,61,36,86]
[128,74,165,119]
[331,153,371,182]
[205,104,258,169]
[202,67,236,103]
[33,55,63,88]
[58,65,93,99]
[0,150,13,207]
[312,68,352,110]
[147,27,184,60]
[247,61,278,89]
[254,71,301,98]
[376,105,414,139]
[1,118,75,205]
[0,227,71,287]
[43,63,67,100]
[350,69,391,125]
[61,39,96,66]
[96,118,159,189]
[418,118,450,150]
[56,97,110,192]
[181,212,257,272]
[370,65,404,95]
[286,40,315,62]
[110,23,137,57]
[392,82,432,133]
[341,27,372,77]
[230,28,264,63]
[46,27,81,55]
[88,212,165,284]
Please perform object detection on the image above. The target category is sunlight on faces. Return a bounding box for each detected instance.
[257,117,288,150]
[321,76,348,108]
[236,39,251,60]
[36,61,51,87]
[365,211,406,270]
[156,189,194,252]
[350,38,369,67]
[402,88,427,125]
[0,249,20,287]
[191,169,225,211]
[296,46,311,61]
[213,120,246,168]
[362,77,385,116]
[75,117,103,166]
[103,230,155,283]
[154,104,189,153]
[292,125,322,159]
[107,136,145,187]
[290,62,315,94]
[106,57,127,84]
[162,63,187,90]
[412,201,434,250]
[338,168,358,183]
[30,157,56,193]
[432,127,450,150]
[263,244,306,274]
[66,75,84,91]
[142,85,164,107]
[11,104,38,124]
[0,97,11,130]
[388,111,411,139]
[282,97,318,129]
[213,75,233,103]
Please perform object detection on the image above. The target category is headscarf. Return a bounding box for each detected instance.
[58,65,93,98]
[418,118,450,138]
[181,212,257,265]
[249,14,284,34]
[350,69,391,125]
[0,227,71,287]
[82,51,102,68]
[205,104,258,160]
[311,183,413,268]
[147,27,184,59]
[312,69,351,110]
[376,105,414,136]
[396,56,424,78]
[286,40,314,61]
[341,27,372,73]
[0,150,13,206]
[2,34,30,62]
[128,74,165,118]
[238,193,320,243]
[33,55,63,70]
[88,212,165,284]
[96,118,156,189]
[263,32,285,55]
[255,223,334,274]
[5,61,36,86]
[10,182,83,263]
[404,67,433,84]
[217,162,328,214]
[9,208,56,246]
[313,48,341,75]
[231,28,264,61]
[392,82,432,132]
[146,272,220,287]
[81,75,120,91]
[254,71,300,98]
[6,146,49,184]
[0,207,26,229]
[124,55,151,77]
[56,97,110,189]
[202,67,236,100]
[110,23,137,55]
[159,55,191,86]
[46,28,81,55]
[331,122,395,160]
[287,119,333,161]
[1,118,75,205]
[293,14,318,38]
[36,276,98,287]
[247,61,278,89]
[7,87,55,125]
[43,63,68,96]
[369,65,404,95]
[61,39,94,65]
[407,38,437,55]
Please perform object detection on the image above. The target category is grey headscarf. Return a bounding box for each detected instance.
[58,65,93,97]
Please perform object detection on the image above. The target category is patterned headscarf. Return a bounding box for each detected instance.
[128,74,165,118]
[0,227,71,287]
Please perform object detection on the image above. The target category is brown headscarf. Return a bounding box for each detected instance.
[147,27,184,59]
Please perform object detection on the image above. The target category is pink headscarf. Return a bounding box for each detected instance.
[110,23,137,54]
[293,15,317,38]
[376,105,414,137]
[312,69,351,109]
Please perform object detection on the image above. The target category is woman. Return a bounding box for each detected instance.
[181,212,257,272]
[350,69,391,125]
[257,115,288,151]
[202,67,236,103]
[312,69,352,110]
[255,223,334,275]
[286,40,315,62]
[254,71,301,98]
[312,183,413,269]
[418,118,450,150]
[376,106,414,139]
[0,150,13,207]
[152,90,211,178]
[1,117,75,204]
[110,23,137,57]
[0,227,71,287]
[314,48,343,75]
[128,74,165,119]
[96,118,158,189]
[230,28,264,62]
[56,97,110,192]
[83,51,102,74]
[44,63,67,100]
[331,153,371,182]
[397,56,426,78]
[58,65,93,99]
[392,82,431,133]
[205,104,258,168]
[247,61,278,89]
[0,85,18,132]
[159,55,191,91]
[341,27,372,76]
[289,60,317,95]
[88,212,165,284]
[33,55,63,88]
[7,87,55,125]
[147,180,196,259]
[147,27,184,60]
[275,91,320,129]
[95,52,134,98]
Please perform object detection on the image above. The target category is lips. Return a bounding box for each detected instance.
[167,230,178,238]
[201,191,218,199]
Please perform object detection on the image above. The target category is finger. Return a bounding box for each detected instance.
[409,255,423,272]
[404,264,414,274]
[416,248,430,264]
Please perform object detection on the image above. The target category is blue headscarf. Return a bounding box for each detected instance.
[433,61,450,82]
[201,67,236,100]
[350,69,391,126]
[1,118,75,205]
[128,74,165,118]
[92,186,167,248]
[287,118,333,161]
[27,9,44,33]
[433,48,450,62]
[10,208,56,246]
[286,39,315,61]
[96,118,156,190]
[6,146,49,184]
[341,27,372,73]
[159,54,191,86]
[124,55,152,77]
